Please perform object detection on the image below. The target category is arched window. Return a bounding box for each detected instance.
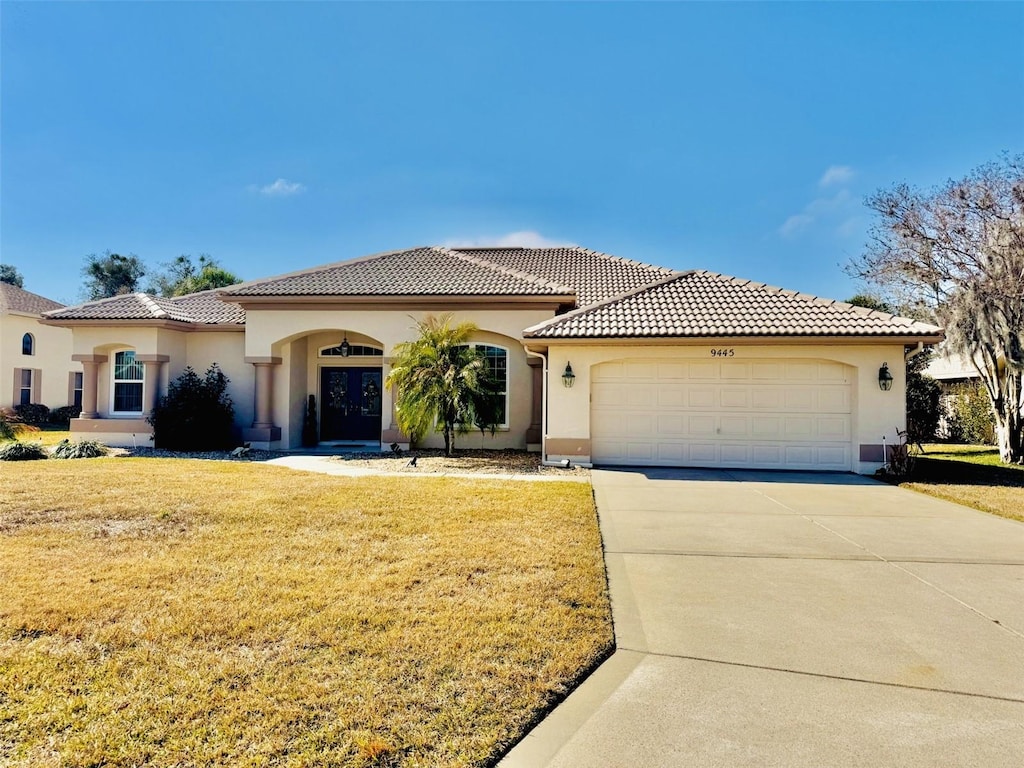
[22,333,34,355]
[111,350,144,414]
[319,344,383,357]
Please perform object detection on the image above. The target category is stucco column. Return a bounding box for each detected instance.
[244,356,282,443]
[72,354,107,419]
[526,358,543,446]
[136,355,169,417]
[381,357,408,447]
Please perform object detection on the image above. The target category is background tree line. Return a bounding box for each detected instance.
[0,253,241,300]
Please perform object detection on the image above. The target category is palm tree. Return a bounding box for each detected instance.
[386,315,501,456]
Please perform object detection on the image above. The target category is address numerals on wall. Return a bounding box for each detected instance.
[710,348,736,357]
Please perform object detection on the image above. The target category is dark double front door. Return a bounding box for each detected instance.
[319,367,383,442]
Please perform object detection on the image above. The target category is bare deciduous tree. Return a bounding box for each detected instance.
[849,154,1023,463]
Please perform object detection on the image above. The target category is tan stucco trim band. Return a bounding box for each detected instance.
[135,354,170,363]
[546,438,591,456]
[71,418,150,434]
[244,356,283,365]
[72,353,108,363]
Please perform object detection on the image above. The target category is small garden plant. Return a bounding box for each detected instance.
[50,439,108,459]
[0,441,48,461]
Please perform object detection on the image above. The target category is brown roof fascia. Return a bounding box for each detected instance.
[226,294,576,311]
[38,318,244,332]
[523,332,944,349]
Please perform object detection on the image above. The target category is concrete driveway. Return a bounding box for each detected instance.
[501,468,1024,768]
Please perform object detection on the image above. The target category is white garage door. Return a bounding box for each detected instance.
[591,358,853,471]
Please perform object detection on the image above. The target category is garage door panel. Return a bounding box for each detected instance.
[688,362,717,379]
[658,414,686,437]
[721,362,750,379]
[658,386,686,407]
[720,388,750,408]
[689,388,716,408]
[625,361,657,379]
[751,362,784,380]
[784,416,814,438]
[751,389,782,409]
[817,416,850,440]
[751,444,783,465]
[818,387,850,412]
[688,415,716,436]
[751,416,782,438]
[720,416,749,437]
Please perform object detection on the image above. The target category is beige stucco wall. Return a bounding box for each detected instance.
[0,313,81,410]
[247,308,553,449]
[65,325,246,446]
[542,341,910,474]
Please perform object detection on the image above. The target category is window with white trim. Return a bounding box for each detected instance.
[112,350,144,414]
[22,334,34,356]
[461,343,508,426]
[72,372,84,409]
[18,369,32,406]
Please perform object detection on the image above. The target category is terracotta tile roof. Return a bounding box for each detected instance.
[453,247,673,306]
[44,290,245,325]
[222,247,577,298]
[0,282,64,315]
[524,270,944,339]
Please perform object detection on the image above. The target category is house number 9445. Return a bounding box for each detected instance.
[710,348,735,357]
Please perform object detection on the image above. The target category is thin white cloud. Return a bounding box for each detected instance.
[258,178,305,197]
[819,165,855,188]
[444,230,575,248]
[779,188,855,238]
[779,214,814,237]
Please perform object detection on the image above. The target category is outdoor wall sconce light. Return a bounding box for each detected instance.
[339,335,351,358]
[562,362,576,388]
[878,363,894,391]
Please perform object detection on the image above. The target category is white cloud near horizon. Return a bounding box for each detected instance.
[258,178,305,197]
[819,165,855,188]
[443,230,576,248]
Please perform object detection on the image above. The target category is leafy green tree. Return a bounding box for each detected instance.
[848,153,1024,464]
[82,252,145,300]
[0,264,24,287]
[148,254,241,297]
[385,315,501,456]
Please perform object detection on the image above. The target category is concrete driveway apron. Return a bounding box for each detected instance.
[501,468,1024,768]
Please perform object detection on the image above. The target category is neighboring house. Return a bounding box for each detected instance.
[0,282,82,412]
[42,246,943,473]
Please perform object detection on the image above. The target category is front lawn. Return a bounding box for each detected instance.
[0,459,612,767]
[901,443,1024,523]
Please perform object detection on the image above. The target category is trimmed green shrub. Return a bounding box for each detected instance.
[48,405,83,426]
[943,382,996,445]
[13,403,50,426]
[148,364,235,451]
[51,439,108,459]
[0,442,48,461]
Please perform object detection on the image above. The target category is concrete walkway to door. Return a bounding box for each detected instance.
[500,468,1024,768]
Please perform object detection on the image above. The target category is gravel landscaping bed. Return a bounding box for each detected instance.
[109,446,589,476]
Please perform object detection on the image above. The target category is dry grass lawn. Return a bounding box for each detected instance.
[0,459,612,767]
[902,444,1024,523]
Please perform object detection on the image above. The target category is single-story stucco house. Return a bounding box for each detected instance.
[42,246,943,473]
[1,282,82,411]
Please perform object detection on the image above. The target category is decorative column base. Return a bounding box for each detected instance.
[243,426,282,444]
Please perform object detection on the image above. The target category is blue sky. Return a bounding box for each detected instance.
[2,1,1021,306]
